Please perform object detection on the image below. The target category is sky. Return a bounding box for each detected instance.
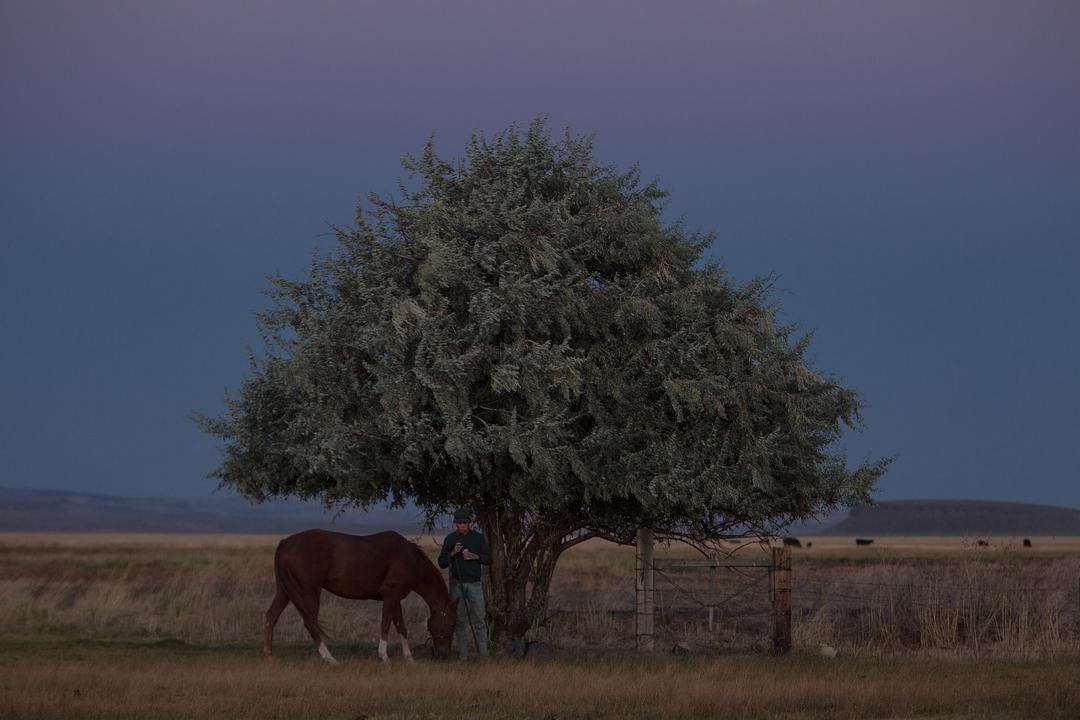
[2,1,1078,508]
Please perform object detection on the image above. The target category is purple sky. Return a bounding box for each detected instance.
[2,1,1079,507]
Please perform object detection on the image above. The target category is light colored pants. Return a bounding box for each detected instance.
[450,581,488,657]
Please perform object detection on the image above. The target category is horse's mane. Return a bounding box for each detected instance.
[410,541,439,574]
[410,541,450,600]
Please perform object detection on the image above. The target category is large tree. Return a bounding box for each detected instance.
[198,118,888,640]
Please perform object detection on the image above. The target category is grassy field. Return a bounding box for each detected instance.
[1,533,1079,719]
[4,640,1079,720]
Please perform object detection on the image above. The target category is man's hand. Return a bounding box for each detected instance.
[461,549,479,561]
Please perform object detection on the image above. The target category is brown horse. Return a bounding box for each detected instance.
[264,529,458,663]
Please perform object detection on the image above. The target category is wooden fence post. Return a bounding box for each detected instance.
[636,527,655,652]
[772,545,792,655]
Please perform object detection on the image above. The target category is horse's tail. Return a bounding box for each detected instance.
[274,551,332,643]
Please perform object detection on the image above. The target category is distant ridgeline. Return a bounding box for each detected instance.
[3,489,1078,536]
[826,500,1080,536]
[0,487,430,534]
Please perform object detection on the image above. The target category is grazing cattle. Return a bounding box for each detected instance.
[855,538,874,546]
[782,537,802,548]
[977,539,989,547]
[1023,538,1032,548]
[264,529,458,664]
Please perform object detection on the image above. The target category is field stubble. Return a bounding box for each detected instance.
[1,533,1079,719]
[1,533,1078,656]
[3,644,1079,720]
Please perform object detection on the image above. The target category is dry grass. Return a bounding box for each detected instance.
[2,642,1078,720]
[789,544,1080,657]
[2,533,1080,718]
[1,533,1078,657]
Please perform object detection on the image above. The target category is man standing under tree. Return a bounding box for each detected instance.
[438,509,491,658]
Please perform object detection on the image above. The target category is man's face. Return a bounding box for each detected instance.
[454,521,470,534]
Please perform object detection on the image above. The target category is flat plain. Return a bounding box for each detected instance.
[2,532,1078,719]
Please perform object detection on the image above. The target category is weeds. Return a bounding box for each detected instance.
[0,533,1077,659]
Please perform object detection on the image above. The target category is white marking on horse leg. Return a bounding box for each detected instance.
[318,642,338,665]
[401,636,414,662]
[378,639,389,663]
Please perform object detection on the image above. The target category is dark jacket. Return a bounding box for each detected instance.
[437,528,491,583]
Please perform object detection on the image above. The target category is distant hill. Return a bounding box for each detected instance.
[3,489,1078,537]
[0,487,435,534]
[822,499,1080,536]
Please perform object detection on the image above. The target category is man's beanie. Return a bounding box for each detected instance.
[453,508,471,523]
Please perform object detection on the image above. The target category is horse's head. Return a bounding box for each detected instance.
[427,597,459,659]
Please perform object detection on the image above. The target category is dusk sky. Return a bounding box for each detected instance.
[2,1,1078,508]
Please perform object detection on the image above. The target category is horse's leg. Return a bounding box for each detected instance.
[392,601,414,662]
[300,590,337,665]
[378,595,401,663]
[263,575,290,658]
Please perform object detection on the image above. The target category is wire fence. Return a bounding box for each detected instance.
[544,559,778,650]
[545,555,1080,656]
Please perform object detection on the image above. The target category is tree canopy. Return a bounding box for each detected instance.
[198,118,889,637]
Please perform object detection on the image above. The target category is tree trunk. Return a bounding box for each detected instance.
[478,505,567,643]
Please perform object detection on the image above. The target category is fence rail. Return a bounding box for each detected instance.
[635,531,792,654]
[615,535,1080,655]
